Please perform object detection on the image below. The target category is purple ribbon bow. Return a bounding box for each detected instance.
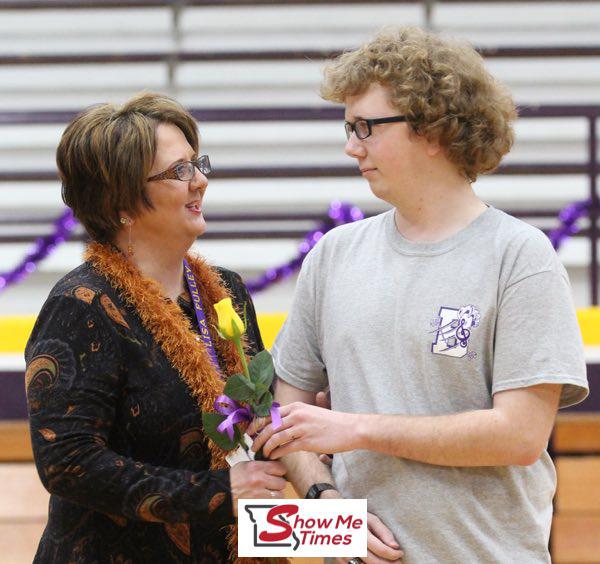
[215,395,252,441]
[214,395,283,441]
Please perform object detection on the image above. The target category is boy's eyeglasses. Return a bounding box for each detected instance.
[344,116,407,140]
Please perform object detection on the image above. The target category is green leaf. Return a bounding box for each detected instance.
[260,389,274,405]
[254,390,274,417]
[223,374,255,401]
[254,404,271,417]
[248,350,275,389]
[202,412,241,451]
[253,382,269,399]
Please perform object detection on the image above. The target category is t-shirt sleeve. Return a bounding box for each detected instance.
[492,237,588,408]
[271,250,328,392]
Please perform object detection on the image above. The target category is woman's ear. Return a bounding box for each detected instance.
[118,213,134,226]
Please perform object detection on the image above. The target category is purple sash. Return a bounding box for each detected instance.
[183,259,282,441]
[183,259,222,377]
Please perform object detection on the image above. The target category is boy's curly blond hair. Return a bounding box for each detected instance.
[321,27,517,181]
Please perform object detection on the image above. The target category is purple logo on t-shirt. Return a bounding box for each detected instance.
[430,305,481,358]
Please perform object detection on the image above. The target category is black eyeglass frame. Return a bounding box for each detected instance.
[147,155,211,182]
[344,115,408,140]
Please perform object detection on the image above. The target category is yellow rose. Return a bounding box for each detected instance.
[214,298,246,340]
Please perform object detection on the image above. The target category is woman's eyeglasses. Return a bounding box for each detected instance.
[147,155,211,182]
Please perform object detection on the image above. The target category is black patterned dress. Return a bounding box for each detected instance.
[25,262,264,563]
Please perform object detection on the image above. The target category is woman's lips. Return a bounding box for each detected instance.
[185,202,202,215]
[360,167,377,175]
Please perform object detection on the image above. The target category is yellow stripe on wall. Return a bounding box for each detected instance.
[577,307,600,346]
[1,308,599,353]
[0,313,287,354]
[0,315,37,354]
[256,313,287,350]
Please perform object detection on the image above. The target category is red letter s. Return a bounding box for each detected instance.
[258,504,299,543]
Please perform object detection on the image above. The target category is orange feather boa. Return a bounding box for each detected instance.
[85,242,287,564]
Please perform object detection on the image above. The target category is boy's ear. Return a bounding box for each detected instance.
[410,128,442,157]
[425,139,442,157]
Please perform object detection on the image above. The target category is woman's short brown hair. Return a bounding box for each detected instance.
[321,27,517,181]
[57,92,199,242]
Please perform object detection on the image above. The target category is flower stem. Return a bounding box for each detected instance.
[234,338,250,379]
[253,447,267,461]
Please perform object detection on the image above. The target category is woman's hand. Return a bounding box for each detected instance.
[249,402,360,459]
[229,460,287,516]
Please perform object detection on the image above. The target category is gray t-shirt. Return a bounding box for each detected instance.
[272,207,588,563]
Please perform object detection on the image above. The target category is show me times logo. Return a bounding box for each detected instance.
[238,499,367,557]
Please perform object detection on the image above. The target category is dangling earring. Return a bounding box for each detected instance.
[120,217,134,257]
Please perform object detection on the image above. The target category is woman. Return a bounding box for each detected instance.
[25,93,286,563]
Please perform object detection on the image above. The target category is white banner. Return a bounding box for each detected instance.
[237,498,367,557]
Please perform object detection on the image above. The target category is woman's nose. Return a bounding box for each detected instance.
[190,167,208,191]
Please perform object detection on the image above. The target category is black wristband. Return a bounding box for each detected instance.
[305,482,336,499]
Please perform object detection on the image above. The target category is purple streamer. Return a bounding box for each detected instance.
[548,199,591,250]
[245,201,364,294]
[1,200,591,297]
[0,209,77,296]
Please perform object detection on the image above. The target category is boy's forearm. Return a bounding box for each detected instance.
[356,384,561,467]
[281,450,339,498]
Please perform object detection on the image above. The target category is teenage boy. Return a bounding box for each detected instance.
[251,27,588,563]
